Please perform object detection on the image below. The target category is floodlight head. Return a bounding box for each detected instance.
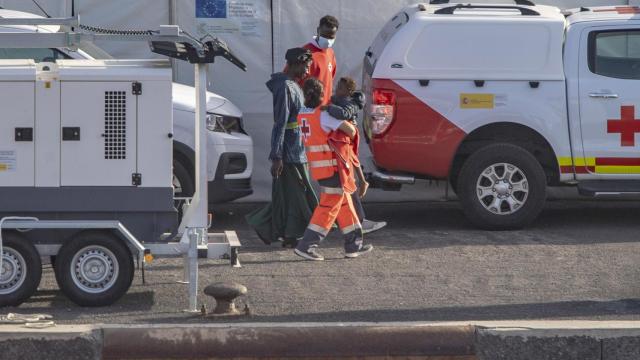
[149,37,246,71]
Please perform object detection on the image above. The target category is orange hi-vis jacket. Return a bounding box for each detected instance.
[299,108,336,180]
[300,108,360,193]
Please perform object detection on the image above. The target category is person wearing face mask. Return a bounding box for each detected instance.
[300,15,388,236]
[246,48,319,247]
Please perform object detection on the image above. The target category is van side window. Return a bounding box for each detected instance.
[589,30,640,80]
[0,48,71,63]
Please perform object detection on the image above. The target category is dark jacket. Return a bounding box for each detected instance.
[327,91,366,123]
[266,72,307,164]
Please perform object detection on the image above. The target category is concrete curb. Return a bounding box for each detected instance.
[5,321,640,359]
[103,323,475,359]
[0,325,101,360]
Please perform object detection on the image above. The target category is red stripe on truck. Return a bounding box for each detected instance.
[368,79,466,179]
[596,158,640,166]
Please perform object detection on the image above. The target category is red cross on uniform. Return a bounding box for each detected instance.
[300,118,311,141]
[607,105,640,147]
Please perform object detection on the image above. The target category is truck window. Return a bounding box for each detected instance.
[0,48,71,63]
[589,30,640,80]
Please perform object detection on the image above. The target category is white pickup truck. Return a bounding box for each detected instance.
[0,8,254,206]
[364,2,640,230]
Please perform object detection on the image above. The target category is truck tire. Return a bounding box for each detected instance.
[0,232,42,307]
[54,231,134,307]
[458,143,546,230]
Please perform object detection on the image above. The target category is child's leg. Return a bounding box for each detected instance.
[335,192,363,253]
[296,187,343,251]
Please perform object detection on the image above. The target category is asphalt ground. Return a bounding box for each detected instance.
[7,199,640,324]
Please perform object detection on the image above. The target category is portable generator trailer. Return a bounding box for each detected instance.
[0,17,246,310]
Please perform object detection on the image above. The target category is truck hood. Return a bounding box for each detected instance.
[172,83,242,117]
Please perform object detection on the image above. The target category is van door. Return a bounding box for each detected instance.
[578,26,640,178]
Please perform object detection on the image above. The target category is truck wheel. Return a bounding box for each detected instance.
[458,143,546,230]
[54,231,134,307]
[0,233,42,307]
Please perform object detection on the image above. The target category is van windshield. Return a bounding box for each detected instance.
[365,10,409,74]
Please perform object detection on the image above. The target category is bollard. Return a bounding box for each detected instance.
[203,282,247,315]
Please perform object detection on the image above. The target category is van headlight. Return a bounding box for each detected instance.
[206,113,246,134]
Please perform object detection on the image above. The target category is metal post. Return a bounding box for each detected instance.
[168,0,177,82]
[183,63,210,312]
[187,229,198,312]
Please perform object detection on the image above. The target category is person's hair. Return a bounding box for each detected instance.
[303,78,324,109]
[338,77,357,96]
[319,15,339,30]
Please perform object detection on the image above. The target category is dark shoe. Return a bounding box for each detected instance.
[294,245,324,261]
[362,220,387,235]
[282,238,299,248]
[345,244,374,258]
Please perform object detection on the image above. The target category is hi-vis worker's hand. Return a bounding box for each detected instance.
[271,159,284,178]
[358,181,370,199]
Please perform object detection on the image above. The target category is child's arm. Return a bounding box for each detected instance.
[355,165,369,199]
[338,121,357,139]
[327,103,358,120]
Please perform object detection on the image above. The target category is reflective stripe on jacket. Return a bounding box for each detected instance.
[299,108,336,180]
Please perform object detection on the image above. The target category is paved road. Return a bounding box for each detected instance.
[9,200,640,324]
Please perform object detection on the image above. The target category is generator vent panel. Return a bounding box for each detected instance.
[104,91,127,160]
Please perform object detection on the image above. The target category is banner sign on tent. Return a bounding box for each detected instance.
[196,0,266,38]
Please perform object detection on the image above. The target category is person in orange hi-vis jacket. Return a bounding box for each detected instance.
[292,15,387,235]
[294,78,373,261]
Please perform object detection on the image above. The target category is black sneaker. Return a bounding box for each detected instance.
[294,245,324,261]
[345,244,374,258]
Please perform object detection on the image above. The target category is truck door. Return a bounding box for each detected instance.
[579,26,640,177]
[60,82,137,186]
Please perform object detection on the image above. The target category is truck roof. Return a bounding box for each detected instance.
[416,2,564,21]
[565,6,640,25]
[369,2,566,81]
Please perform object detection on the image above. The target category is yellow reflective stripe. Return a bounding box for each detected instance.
[307,144,332,152]
[321,187,344,195]
[557,157,573,167]
[286,122,299,129]
[595,166,640,174]
[309,159,337,168]
[557,157,596,166]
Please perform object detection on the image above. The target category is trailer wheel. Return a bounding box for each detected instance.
[458,143,546,230]
[55,231,134,307]
[0,232,42,307]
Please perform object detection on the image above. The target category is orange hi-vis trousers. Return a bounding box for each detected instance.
[297,184,363,253]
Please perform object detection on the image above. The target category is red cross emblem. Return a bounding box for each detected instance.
[301,118,311,141]
[608,105,640,147]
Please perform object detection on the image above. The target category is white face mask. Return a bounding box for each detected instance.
[316,36,336,49]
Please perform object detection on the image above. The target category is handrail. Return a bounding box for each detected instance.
[434,4,540,16]
[429,0,535,5]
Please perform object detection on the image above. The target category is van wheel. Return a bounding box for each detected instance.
[173,159,194,198]
[54,231,134,307]
[458,143,546,230]
[0,233,42,307]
